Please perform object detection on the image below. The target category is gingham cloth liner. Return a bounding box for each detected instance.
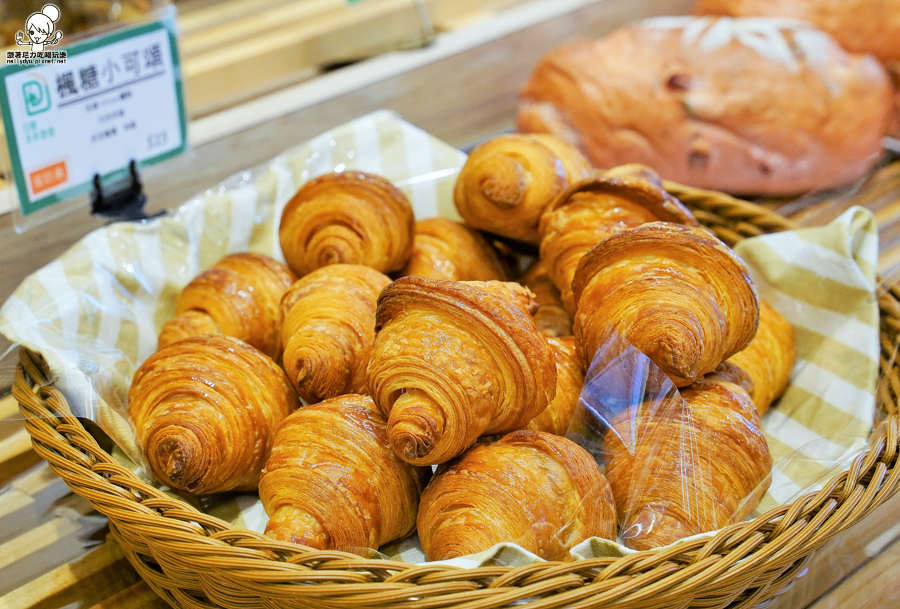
[0,111,879,568]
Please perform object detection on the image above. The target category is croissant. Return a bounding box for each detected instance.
[397,218,510,281]
[158,253,296,358]
[129,335,298,494]
[260,394,424,550]
[602,366,772,550]
[367,277,557,465]
[279,171,415,276]
[539,167,698,314]
[573,222,759,387]
[518,259,572,337]
[280,264,391,403]
[728,300,795,414]
[418,430,617,561]
[524,336,584,436]
[454,134,591,245]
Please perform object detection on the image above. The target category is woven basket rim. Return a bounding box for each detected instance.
[12,182,900,609]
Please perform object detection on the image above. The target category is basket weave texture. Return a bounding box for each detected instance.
[13,183,900,609]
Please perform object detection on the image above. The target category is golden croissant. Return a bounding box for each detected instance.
[367,277,557,465]
[280,264,391,403]
[418,430,617,561]
[260,394,424,550]
[573,222,759,387]
[398,218,510,281]
[524,336,584,436]
[158,253,296,359]
[728,300,795,414]
[519,259,572,337]
[129,335,298,494]
[454,134,591,245]
[602,366,772,550]
[279,171,415,276]
[539,166,698,314]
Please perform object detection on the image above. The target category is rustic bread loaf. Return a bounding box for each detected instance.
[517,17,892,195]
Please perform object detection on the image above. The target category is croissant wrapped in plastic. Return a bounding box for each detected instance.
[367,277,557,465]
[728,299,795,414]
[398,218,511,281]
[260,394,424,550]
[454,134,591,245]
[418,430,617,561]
[603,365,772,550]
[279,171,415,276]
[524,336,584,436]
[158,253,296,359]
[573,222,759,387]
[540,166,698,314]
[280,264,391,403]
[129,335,298,494]
[518,259,572,337]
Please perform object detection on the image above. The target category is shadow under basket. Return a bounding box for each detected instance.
[12,182,900,609]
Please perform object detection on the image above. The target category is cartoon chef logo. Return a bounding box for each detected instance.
[16,4,64,52]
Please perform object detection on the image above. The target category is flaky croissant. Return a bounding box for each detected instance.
[418,430,616,561]
[367,277,557,465]
[454,134,591,245]
[573,223,759,387]
[525,336,584,436]
[539,167,698,314]
[280,264,391,403]
[602,366,772,550]
[728,300,795,414]
[129,335,298,494]
[398,218,510,281]
[279,171,415,276]
[260,394,424,550]
[519,259,572,337]
[158,253,296,359]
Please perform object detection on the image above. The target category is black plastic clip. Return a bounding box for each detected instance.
[90,160,163,222]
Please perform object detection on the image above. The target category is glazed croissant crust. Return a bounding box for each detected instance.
[260,394,424,551]
[158,253,296,358]
[519,259,572,337]
[129,335,298,494]
[367,277,557,465]
[454,134,591,245]
[728,299,795,414]
[524,336,584,436]
[279,171,415,276]
[398,218,510,281]
[418,430,616,561]
[573,222,759,387]
[540,166,698,314]
[602,366,772,550]
[280,264,391,403]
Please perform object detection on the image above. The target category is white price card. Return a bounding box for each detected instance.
[0,7,187,217]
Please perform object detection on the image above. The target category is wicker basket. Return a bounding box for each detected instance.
[12,183,900,609]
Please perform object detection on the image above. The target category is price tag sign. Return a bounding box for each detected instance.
[0,8,187,218]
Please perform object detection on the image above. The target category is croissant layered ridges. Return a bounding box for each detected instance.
[573,222,759,387]
[519,259,572,337]
[162,253,297,358]
[368,277,557,465]
[399,218,511,281]
[539,170,699,314]
[525,336,584,435]
[417,430,616,561]
[279,171,415,276]
[260,394,423,551]
[728,300,796,414]
[280,264,391,403]
[603,372,772,550]
[454,134,591,245]
[129,334,298,495]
